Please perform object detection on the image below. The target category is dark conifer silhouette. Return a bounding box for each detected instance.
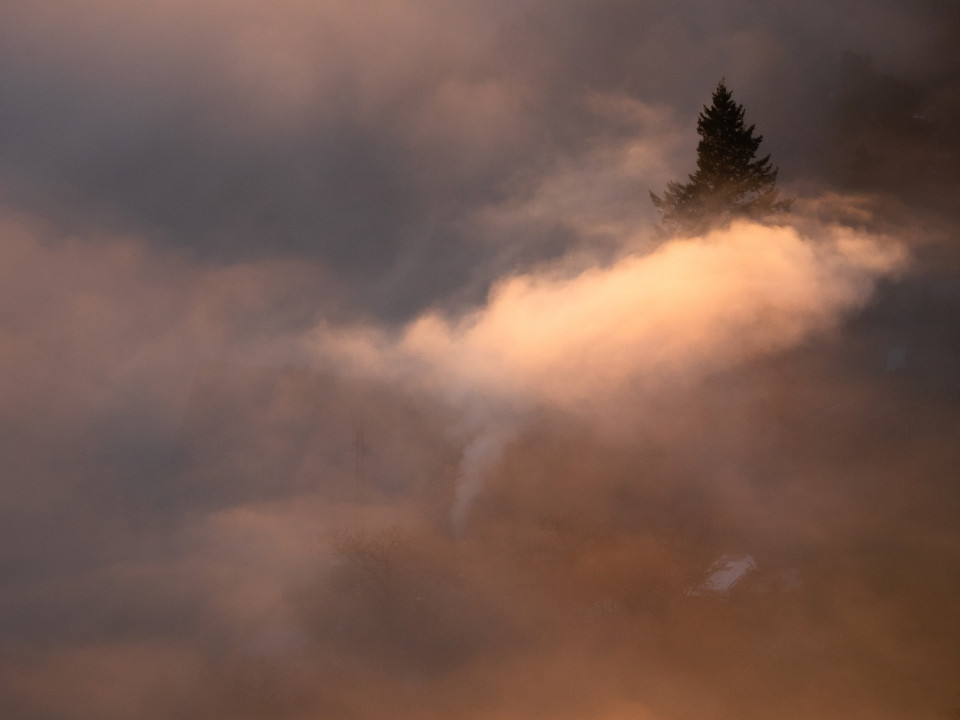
[651,80,792,234]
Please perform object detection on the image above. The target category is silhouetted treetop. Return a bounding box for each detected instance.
[651,80,792,234]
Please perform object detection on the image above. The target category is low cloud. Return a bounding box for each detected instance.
[307,219,906,525]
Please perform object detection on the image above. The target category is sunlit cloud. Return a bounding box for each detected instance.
[307,220,906,526]
[310,221,904,411]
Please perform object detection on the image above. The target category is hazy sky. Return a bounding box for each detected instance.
[0,0,957,313]
[0,2,958,719]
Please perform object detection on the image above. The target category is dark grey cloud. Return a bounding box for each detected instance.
[1,0,957,318]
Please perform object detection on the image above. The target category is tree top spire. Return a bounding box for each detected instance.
[650,80,791,235]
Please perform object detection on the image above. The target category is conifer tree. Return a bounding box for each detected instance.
[651,80,791,234]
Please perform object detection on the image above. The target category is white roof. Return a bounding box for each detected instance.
[686,554,757,598]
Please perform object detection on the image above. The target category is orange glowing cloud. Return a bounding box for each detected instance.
[305,220,905,527]
[311,221,906,418]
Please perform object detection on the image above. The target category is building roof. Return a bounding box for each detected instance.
[685,554,758,598]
